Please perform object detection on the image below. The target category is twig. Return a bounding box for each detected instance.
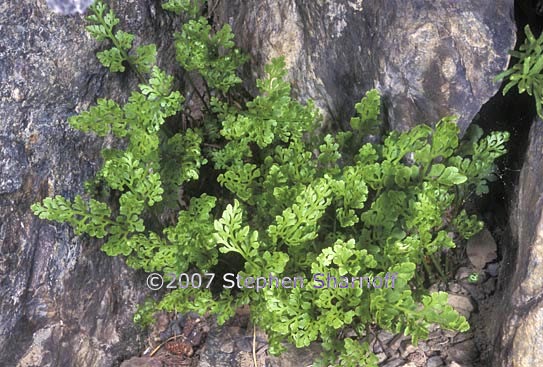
[252,324,258,367]
[149,334,184,357]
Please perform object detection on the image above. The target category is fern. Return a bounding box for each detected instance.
[31,2,510,366]
[495,24,543,118]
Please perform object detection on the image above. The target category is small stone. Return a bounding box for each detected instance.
[429,282,447,292]
[375,352,387,363]
[426,356,444,367]
[400,342,417,358]
[455,267,473,281]
[448,282,462,293]
[407,350,427,366]
[220,340,234,354]
[378,330,395,344]
[400,363,417,367]
[449,362,463,367]
[388,334,409,351]
[11,87,24,102]
[120,357,162,367]
[466,228,497,270]
[449,339,478,364]
[485,262,499,277]
[447,294,474,318]
[453,332,473,344]
[381,359,406,367]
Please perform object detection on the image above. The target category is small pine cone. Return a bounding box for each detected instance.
[165,340,194,357]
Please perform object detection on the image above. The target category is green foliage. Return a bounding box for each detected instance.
[175,17,248,92]
[162,0,204,18]
[32,3,510,366]
[453,210,483,240]
[495,24,543,119]
[350,88,381,135]
[86,1,156,75]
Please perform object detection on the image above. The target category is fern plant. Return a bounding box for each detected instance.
[495,24,543,119]
[32,1,510,366]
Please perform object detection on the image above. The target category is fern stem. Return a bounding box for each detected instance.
[185,73,210,112]
[429,252,448,283]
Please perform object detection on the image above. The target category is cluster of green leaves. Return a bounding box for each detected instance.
[496,25,543,118]
[175,18,248,92]
[32,1,510,366]
[162,0,203,18]
[86,1,156,76]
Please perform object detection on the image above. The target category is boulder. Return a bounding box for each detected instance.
[209,0,516,133]
[0,1,177,366]
[493,118,543,366]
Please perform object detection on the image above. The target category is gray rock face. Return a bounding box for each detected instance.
[46,0,94,15]
[0,1,177,366]
[494,118,543,366]
[210,0,515,133]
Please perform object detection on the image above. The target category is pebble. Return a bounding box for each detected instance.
[448,282,462,293]
[378,330,395,344]
[447,294,474,318]
[448,339,478,364]
[11,87,24,102]
[381,359,406,367]
[389,334,408,350]
[220,340,235,354]
[455,267,472,281]
[426,356,444,367]
[485,262,499,277]
[407,350,427,366]
[120,357,162,367]
[400,343,417,358]
[375,352,387,363]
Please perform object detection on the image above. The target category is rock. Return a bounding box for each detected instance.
[381,358,406,367]
[120,357,162,367]
[265,343,322,367]
[375,352,388,363]
[378,330,396,345]
[400,363,417,367]
[455,267,473,282]
[46,0,93,15]
[447,294,475,318]
[447,282,462,294]
[209,0,515,133]
[426,356,444,367]
[0,1,178,366]
[219,340,234,354]
[493,118,543,366]
[485,262,499,277]
[189,327,233,366]
[388,334,410,351]
[400,343,417,358]
[466,228,498,270]
[0,137,27,194]
[197,325,321,367]
[406,350,427,366]
[448,339,478,364]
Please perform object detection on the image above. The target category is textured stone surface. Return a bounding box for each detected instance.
[0,1,177,366]
[210,0,515,133]
[119,356,163,367]
[46,0,93,15]
[196,325,320,367]
[494,118,543,366]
